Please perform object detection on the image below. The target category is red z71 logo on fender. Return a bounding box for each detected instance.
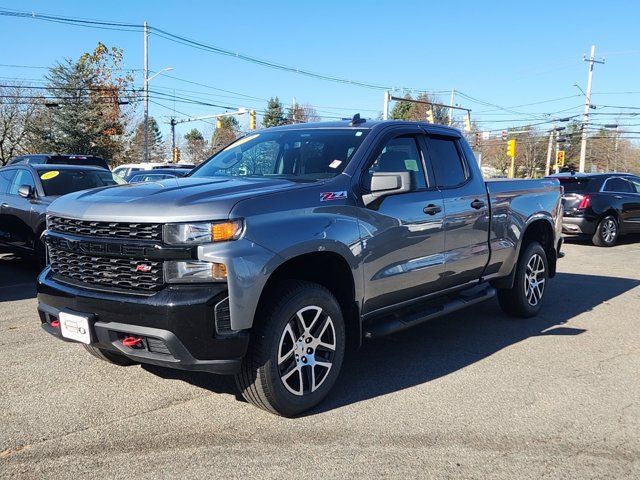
[320,191,347,202]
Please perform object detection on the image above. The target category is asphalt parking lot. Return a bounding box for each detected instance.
[1,238,639,479]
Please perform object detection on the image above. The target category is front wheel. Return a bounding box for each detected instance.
[497,241,549,318]
[235,281,345,417]
[592,215,618,247]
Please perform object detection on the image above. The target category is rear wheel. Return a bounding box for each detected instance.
[498,241,548,318]
[592,215,618,247]
[235,280,345,417]
[83,345,137,366]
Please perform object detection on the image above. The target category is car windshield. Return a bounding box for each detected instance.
[191,129,370,182]
[39,169,125,196]
[558,177,593,193]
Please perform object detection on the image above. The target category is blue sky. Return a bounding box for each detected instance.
[1,0,639,141]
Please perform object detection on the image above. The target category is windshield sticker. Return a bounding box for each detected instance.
[329,160,342,169]
[40,171,59,180]
[320,191,347,202]
[404,159,419,172]
[223,133,260,151]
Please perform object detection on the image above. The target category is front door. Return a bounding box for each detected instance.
[3,169,37,250]
[359,128,446,314]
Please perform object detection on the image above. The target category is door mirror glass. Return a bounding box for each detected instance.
[18,184,34,199]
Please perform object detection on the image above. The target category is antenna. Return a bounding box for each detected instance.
[350,113,366,126]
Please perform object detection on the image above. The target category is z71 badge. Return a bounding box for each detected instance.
[320,191,347,202]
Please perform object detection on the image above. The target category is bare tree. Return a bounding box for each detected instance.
[0,86,38,165]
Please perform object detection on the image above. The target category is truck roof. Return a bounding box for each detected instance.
[261,119,464,136]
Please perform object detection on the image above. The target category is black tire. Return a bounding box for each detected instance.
[592,215,618,247]
[235,280,346,417]
[497,241,549,318]
[83,344,137,366]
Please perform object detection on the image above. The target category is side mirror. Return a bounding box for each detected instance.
[362,171,411,206]
[18,185,35,199]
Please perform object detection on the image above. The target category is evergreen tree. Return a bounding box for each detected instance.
[183,128,207,163]
[26,43,133,165]
[262,97,286,128]
[125,117,165,162]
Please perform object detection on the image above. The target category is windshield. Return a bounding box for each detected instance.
[191,129,369,181]
[39,169,125,196]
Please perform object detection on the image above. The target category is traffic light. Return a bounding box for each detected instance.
[507,139,516,158]
[474,132,481,148]
[172,147,181,163]
[216,117,222,129]
[249,110,257,130]
[426,108,434,123]
[556,150,565,167]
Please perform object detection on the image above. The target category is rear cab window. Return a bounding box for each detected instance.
[558,177,594,194]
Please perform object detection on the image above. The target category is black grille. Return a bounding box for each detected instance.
[49,247,163,291]
[48,216,162,241]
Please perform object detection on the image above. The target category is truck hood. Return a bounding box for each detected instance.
[47,176,303,222]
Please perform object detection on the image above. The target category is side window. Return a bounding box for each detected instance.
[629,177,640,193]
[367,136,427,190]
[0,169,17,194]
[603,177,633,193]
[8,170,36,195]
[425,136,467,188]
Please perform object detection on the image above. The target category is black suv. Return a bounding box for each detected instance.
[552,173,640,246]
[8,154,109,170]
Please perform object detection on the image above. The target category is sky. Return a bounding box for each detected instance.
[1,0,639,142]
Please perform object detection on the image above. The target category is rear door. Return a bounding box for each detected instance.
[603,176,640,232]
[422,133,490,290]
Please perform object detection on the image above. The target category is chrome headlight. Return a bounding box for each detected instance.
[164,220,243,245]
[164,260,227,283]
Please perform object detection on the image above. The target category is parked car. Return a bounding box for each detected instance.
[38,119,563,416]
[551,172,640,246]
[0,164,124,262]
[113,163,195,179]
[125,168,191,183]
[8,154,109,170]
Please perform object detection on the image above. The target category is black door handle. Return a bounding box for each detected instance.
[470,199,486,209]
[423,204,442,215]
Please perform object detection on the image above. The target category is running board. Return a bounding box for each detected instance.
[363,285,496,339]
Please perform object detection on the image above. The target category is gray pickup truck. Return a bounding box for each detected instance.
[37,119,563,416]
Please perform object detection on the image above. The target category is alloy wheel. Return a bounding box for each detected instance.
[524,253,546,306]
[601,218,617,244]
[277,306,336,396]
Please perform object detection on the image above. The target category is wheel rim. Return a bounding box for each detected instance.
[601,218,617,243]
[524,253,546,307]
[277,305,336,396]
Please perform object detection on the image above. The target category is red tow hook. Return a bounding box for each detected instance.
[50,320,60,328]
[122,336,144,348]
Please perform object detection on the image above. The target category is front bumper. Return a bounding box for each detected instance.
[562,216,596,235]
[37,267,249,374]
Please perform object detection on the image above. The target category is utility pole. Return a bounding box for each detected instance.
[383,90,390,120]
[545,126,554,176]
[143,21,149,163]
[449,88,456,126]
[579,45,605,173]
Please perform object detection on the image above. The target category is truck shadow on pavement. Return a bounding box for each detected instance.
[141,271,639,416]
[0,254,38,302]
